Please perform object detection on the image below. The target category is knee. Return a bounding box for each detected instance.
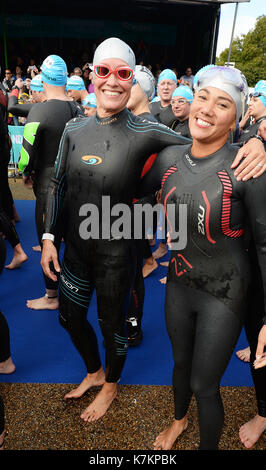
[59,310,80,335]
[190,376,219,400]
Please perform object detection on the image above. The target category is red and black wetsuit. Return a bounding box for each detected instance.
[139,141,266,449]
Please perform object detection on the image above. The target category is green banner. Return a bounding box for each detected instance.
[8,125,24,164]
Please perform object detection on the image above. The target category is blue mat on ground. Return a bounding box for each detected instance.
[0,200,252,386]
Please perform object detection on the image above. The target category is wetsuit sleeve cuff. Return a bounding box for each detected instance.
[42,233,55,242]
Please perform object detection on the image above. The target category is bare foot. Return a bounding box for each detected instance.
[154,417,188,450]
[160,261,169,267]
[142,257,158,278]
[0,357,16,374]
[239,415,266,448]
[26,295,59,310]
[153,243,168,260]
[32,245,41,252]
[64,368,106,399]
[80,382,117,422]
[5,245,28,269]
[159,276,167,284]
[236,346,250,362]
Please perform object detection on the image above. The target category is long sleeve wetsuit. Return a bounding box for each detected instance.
[237,115,266,144]
[18,99,83,290]
[43,108,190,383]
[8,88,34,118]
[139,141,266,449]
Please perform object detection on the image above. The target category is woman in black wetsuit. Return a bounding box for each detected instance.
[40,38,190,422]
[139,66,266,450]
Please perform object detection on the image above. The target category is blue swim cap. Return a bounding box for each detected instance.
[82,93,97,108]
[66,75,86,91]
[30,74,44,92]
[172,85,193,104]
[40,55,68,87]
[158,69,177,84]
[253,80,266,107]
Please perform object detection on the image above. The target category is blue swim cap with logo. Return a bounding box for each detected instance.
[30,74,44,92]
[82,93,97,108]
[41,55,68,87]
[66,75,86,91]
[253,80,266,107]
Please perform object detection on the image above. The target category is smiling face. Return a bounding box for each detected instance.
[189,86,236,154]
[93,58,133,118]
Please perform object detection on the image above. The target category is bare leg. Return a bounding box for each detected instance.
[64,367,105,399]
[80,382,117,422]
[159,276,167,284]
[0,357,16,374]
[26,289,59,310]
[142,256,158,278]
[236,346,250,362]
[239,415,266,448]
[160,261,169,267]
[5,244,28,270]
[153,416,188,450]
[152,242,168,260]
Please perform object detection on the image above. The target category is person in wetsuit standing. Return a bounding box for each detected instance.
[138,66,266,450]
[40,38,191,422]
[18,55,83,310]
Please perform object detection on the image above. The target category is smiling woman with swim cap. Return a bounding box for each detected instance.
[138,65,266,450]
[40,37,191,423]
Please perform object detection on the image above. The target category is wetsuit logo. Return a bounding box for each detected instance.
[60,274,79,293]
[81,155,103,165]
[198,205,205,235]
[185,154,196,167]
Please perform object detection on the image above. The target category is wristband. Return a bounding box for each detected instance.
[244,134,264,145]
[42,233,55,242]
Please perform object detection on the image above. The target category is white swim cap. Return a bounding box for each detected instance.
[93,37,136,71]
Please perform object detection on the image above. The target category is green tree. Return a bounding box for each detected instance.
[216,15,266,86]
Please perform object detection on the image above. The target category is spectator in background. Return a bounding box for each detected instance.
[2,70,14,93]
[180,67,194,88]
[73,67,83,77]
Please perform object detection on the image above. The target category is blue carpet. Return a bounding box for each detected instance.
[0,200,252,386]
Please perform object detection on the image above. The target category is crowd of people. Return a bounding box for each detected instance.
[0,37,266,451]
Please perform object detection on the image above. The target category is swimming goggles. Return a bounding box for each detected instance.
[94,65,133,81]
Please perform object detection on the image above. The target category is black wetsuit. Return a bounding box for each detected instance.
[19,99,83,290]
[171,117,191,139]
[44,108,190,383]
[139,142,266,449]
[149,101,175,127]
[238,115,266,144]
[8,88,34,118]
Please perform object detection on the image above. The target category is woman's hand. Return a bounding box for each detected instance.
[253,325,266,369]
[231,138,266,181]
[41,239,61,282]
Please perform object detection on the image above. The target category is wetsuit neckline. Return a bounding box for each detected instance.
[95,108,128,126]
[182,142,235,173]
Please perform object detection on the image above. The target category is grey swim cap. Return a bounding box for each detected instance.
[134,65,155,100]
[93,37,136,71]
